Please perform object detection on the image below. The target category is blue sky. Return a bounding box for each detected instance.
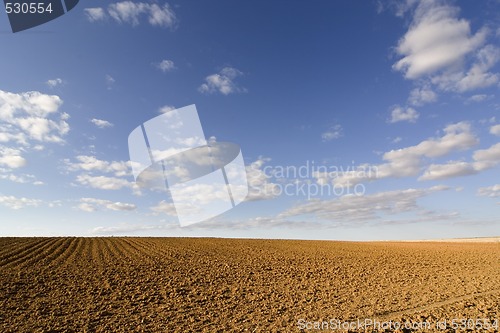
[0,0,499,239]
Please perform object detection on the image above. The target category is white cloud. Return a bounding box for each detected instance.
[245,158,281,201]
[321,124,343,141]
[490,124,500,136]
[156,59,175,73]
[418,161,477,180]
[431,44,500,92]
[0,195,42,210]
[0,90,68,144]
[0,170,43,185]
[64,155,130,177]
[91,118,113,129]
[472,142,500,171]
[46,78,63,88]
[392,137,402,143]
[158,105,175,114]
[477,184,500,198]
[389,106,419,123]
[84,8,106,22]
[108,1,147,25]
[147,3,177,27]
[466,94,492,103]
[0,147,26,168]
[151,200,177,216]
[418,142,500,180]
[408,85,437,106]
[91,224,164,235]
[76,174,133,190]
[330,122,478,186]
[280,185,449,222]
[198,67,246,95]
[87,2,177,28]
[393,0,487,79]
[105,75,115,89]
[77,197,136,212]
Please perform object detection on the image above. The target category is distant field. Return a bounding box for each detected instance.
[0,238,498,332]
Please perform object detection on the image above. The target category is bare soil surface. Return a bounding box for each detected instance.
[0,237,498,332]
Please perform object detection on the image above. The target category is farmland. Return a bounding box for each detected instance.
[0,237,498,332]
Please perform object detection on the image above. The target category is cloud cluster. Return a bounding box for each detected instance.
[390,0,500,122]
[389,106,419,123]
[199,67,246,95]
[85,1,177,29]
[280,185,450,223]
[317,122,481,186]
[0,195,42,210]
[477,184,500,198]
[91,118,113,129]
[77,197,136,212]
[393,0,486,79]
[155,59,175,73]
[0,89,69,177]
[0,90,68,145]
[245,158,281,201]
[64,155,136,192]
[321,124,343,141]
[46,78,63,88]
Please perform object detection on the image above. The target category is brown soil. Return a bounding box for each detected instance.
[0,237,498,332]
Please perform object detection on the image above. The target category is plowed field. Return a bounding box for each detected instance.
[0,237,498,332]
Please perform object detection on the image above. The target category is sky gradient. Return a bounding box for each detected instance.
[0,0,499,239]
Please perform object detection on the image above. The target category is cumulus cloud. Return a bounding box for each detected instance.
[150,200,177,216]
[84,7,106,22]
[490,124,500,136]
[472,142,500,171]
[393,0,500,97]
[466,94,492,103]
[418,142,500,180]
[85,2,177,29]
[64,155,130,177]
[0,195,42,210]
[90,118,113,129]
[198,67,246,95]
[418,161,477,180]
[321,124,343,141]
[158,105,175,114]
[408,85,437,106]
[280,185,449,223]
[65,155,139,193]
[477,184,500,198]
[245,158,281,201]
[0,90,68,145]
[389,106,419,123]
[77,197,136,212]
[0,147,26,168]
[46,78,63,88]
[76,174,133,190]
[431,44,500,92]
[0,169,43,185]
[324,122,478,186]
[393,0,487,79]
[155,59,175,72]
